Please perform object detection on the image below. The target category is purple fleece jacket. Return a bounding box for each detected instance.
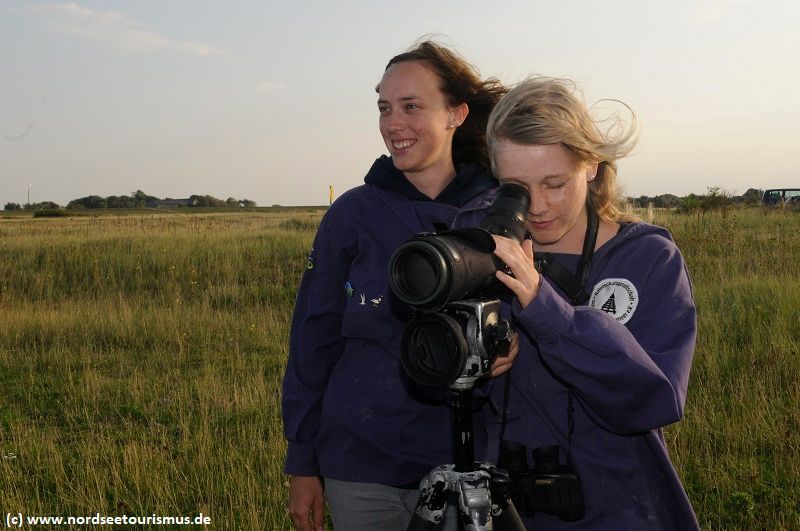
[454,194,699,530]
[282,157,497,486]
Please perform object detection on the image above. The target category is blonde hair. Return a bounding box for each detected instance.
[487,77,639,223]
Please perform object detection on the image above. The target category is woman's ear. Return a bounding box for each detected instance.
[449,103,469,129]
[586,162,599,182]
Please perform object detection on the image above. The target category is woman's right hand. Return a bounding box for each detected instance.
[492,236,540,308]
[490,332,519,377]
[288,475,325,531]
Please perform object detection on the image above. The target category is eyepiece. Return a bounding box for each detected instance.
[480,183,530,243]
[499,440,531,473]
[532,446,561,475]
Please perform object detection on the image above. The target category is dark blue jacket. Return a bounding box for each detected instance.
[454,191,699,530]
[282,156,497,486]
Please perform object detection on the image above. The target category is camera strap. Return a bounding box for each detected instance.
[501,204,599,465]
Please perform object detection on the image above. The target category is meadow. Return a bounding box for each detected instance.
[0,207,798,529]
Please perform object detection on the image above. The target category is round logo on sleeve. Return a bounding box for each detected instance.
[589,278,639,324]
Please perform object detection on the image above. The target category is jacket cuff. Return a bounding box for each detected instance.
[513,278,575,343]
[284,441,320,477]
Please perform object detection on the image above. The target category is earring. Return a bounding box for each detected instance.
[588,175,596,182]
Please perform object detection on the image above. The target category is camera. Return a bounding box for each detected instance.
[389,183,530,311]
[399,298,512,387]
[389,184,529,387]
[498,440,585,522]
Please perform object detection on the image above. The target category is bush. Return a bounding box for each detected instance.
[25,201,61,210]
[33,209,69,218]
[677,195,702,213]
[701,187,733,211]
[677,187,733,214]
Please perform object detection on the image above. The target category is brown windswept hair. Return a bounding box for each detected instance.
[487,77,639,223]
[382,40,507,171]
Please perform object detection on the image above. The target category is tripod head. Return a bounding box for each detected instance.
[407,463,525,531]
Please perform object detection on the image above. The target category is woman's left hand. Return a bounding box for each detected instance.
[490,331,519,377]
[492,235,540,308]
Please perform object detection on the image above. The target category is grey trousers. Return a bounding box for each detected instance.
[325,478,458,531]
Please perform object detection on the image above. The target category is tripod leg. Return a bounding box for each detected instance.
[489,505,526,531]
[487,466,526,531]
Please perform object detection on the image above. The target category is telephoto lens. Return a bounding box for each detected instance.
[389,183,530,310]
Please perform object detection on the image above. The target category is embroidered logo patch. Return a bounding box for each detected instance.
[589,278,639,324]
[306,247,316,270]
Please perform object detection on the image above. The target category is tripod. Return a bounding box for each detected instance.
[406,382,526,531]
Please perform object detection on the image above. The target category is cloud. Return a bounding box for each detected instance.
[256,82,288,94]
[180,41,223,58]
[6,124,34,142]
[29,2,226,57]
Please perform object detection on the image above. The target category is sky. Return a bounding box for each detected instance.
[1,0,798,207]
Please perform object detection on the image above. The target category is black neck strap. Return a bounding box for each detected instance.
[501,204,599,465]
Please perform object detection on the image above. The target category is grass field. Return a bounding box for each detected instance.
[0,207,798,529]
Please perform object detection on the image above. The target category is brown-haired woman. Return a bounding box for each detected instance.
[282,41,511,531]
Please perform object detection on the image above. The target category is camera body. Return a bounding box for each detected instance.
[498,441,585,522]
[400,299,512,387]
[389,183,530,387]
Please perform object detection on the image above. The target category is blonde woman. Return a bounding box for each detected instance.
[455,77,698,529]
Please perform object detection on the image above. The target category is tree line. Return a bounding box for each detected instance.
[4,190,257,211]
[630,188,764,213]
[3,187,769,213]
[630,188,762,209]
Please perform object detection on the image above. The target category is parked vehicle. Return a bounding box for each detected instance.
[762,188,800,206]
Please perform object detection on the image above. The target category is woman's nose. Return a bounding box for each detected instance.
[529,193,547,216]
[383,112,405,133]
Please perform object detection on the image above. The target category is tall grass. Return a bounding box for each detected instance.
[0,212,319,529]
[656,208,800,530]
[0,207,798,529]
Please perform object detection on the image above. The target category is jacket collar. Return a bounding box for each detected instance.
[363,155,497,207]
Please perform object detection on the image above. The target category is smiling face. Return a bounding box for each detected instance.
[377,60,466,185]
[493,139,597,253]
